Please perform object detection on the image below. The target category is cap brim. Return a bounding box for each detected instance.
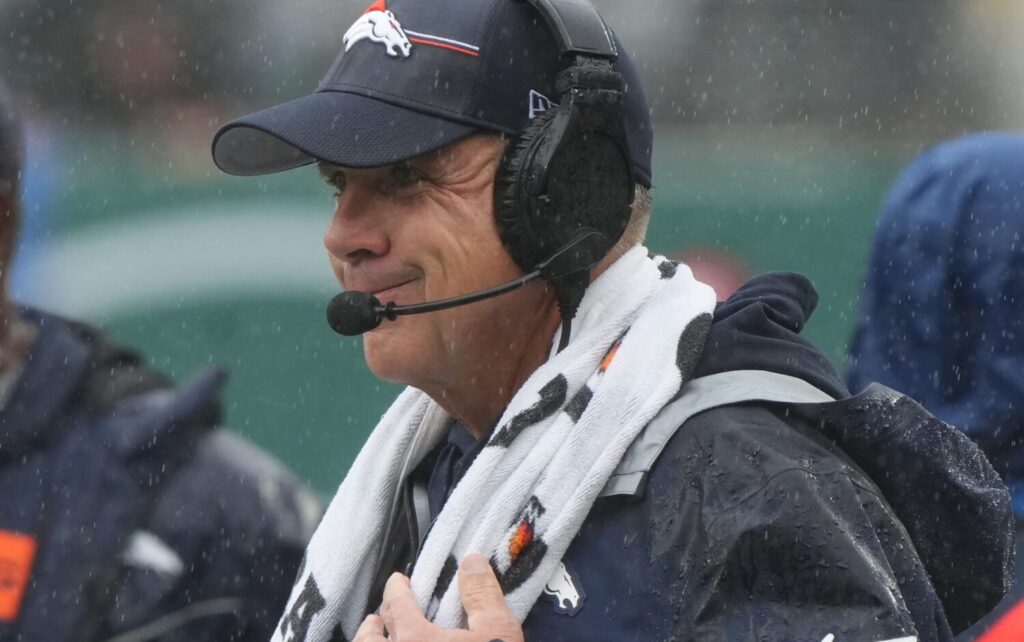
[212,91,478,176]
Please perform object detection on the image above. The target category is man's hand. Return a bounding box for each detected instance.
[354,553,525,642]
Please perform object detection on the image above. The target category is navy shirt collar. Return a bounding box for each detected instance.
[424,420,490,522]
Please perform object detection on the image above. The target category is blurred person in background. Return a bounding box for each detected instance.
[0,83,321,642]
[212,1,1013,641]
[1,0,258,179]
[848,132,1024,641]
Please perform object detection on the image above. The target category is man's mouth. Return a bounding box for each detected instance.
[369,279,417,305]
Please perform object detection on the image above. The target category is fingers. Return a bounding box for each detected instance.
[353,614,386,642]
[369,562,522,642]
[380,572,429,639]
[458,554,522,642]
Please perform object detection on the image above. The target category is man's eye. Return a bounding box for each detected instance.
[387,163,425,191]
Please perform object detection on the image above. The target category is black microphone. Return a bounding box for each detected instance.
[326,291,387,336]
[325,230,607,337]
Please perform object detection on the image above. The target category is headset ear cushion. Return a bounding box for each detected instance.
[495,105,634,275]
[493,108,562,273]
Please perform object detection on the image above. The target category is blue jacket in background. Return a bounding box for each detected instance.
[0,309,321,641]
[848,132,1024,516]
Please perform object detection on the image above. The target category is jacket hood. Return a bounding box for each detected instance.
[699,272,1014,632]
[1,307,224,460]
[848,132,1024,491]
[807,385,1013,633]
[695,271,850,399]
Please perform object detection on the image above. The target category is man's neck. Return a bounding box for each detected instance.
[425,257,627,438]
[431,309,562,440]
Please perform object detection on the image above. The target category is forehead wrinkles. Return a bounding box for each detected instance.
[425,136,505,188]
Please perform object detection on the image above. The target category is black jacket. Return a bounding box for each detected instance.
[0,309,321,642]
[403,273,1013,641]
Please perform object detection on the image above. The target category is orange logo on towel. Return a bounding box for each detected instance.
[508,520,534,562]
[599,341,621,373]
[0,530,37,622]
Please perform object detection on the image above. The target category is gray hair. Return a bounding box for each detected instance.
[612,184,652,253]
[0,83,23,192]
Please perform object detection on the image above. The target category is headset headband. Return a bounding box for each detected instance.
[521,0,618,59]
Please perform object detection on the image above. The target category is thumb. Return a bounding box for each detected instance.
[458,554,517,633]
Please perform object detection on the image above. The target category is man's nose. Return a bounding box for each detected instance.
[324,186,390,263]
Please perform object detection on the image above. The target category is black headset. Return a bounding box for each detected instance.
[494,0,635,326]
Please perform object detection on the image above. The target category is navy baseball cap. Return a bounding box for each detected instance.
[211,0,652,187]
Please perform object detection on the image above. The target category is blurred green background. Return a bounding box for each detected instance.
[3,0,1020,494]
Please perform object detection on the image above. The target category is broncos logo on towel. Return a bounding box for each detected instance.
[343,6,412,58]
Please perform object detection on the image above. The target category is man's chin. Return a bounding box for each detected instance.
[362,328,422,386]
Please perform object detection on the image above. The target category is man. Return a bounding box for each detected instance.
[848,132,1024,642]
[0,83,321,641]
[212,1,1014,640]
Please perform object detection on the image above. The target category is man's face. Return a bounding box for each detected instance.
[322,135,553,389]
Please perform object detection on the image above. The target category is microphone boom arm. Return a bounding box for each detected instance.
[378,270,542,319]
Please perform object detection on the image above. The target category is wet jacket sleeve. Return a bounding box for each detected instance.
[667,405,935,642]
[109,430,323,642]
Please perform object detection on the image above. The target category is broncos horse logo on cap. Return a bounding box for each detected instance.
[343,0,412,58]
